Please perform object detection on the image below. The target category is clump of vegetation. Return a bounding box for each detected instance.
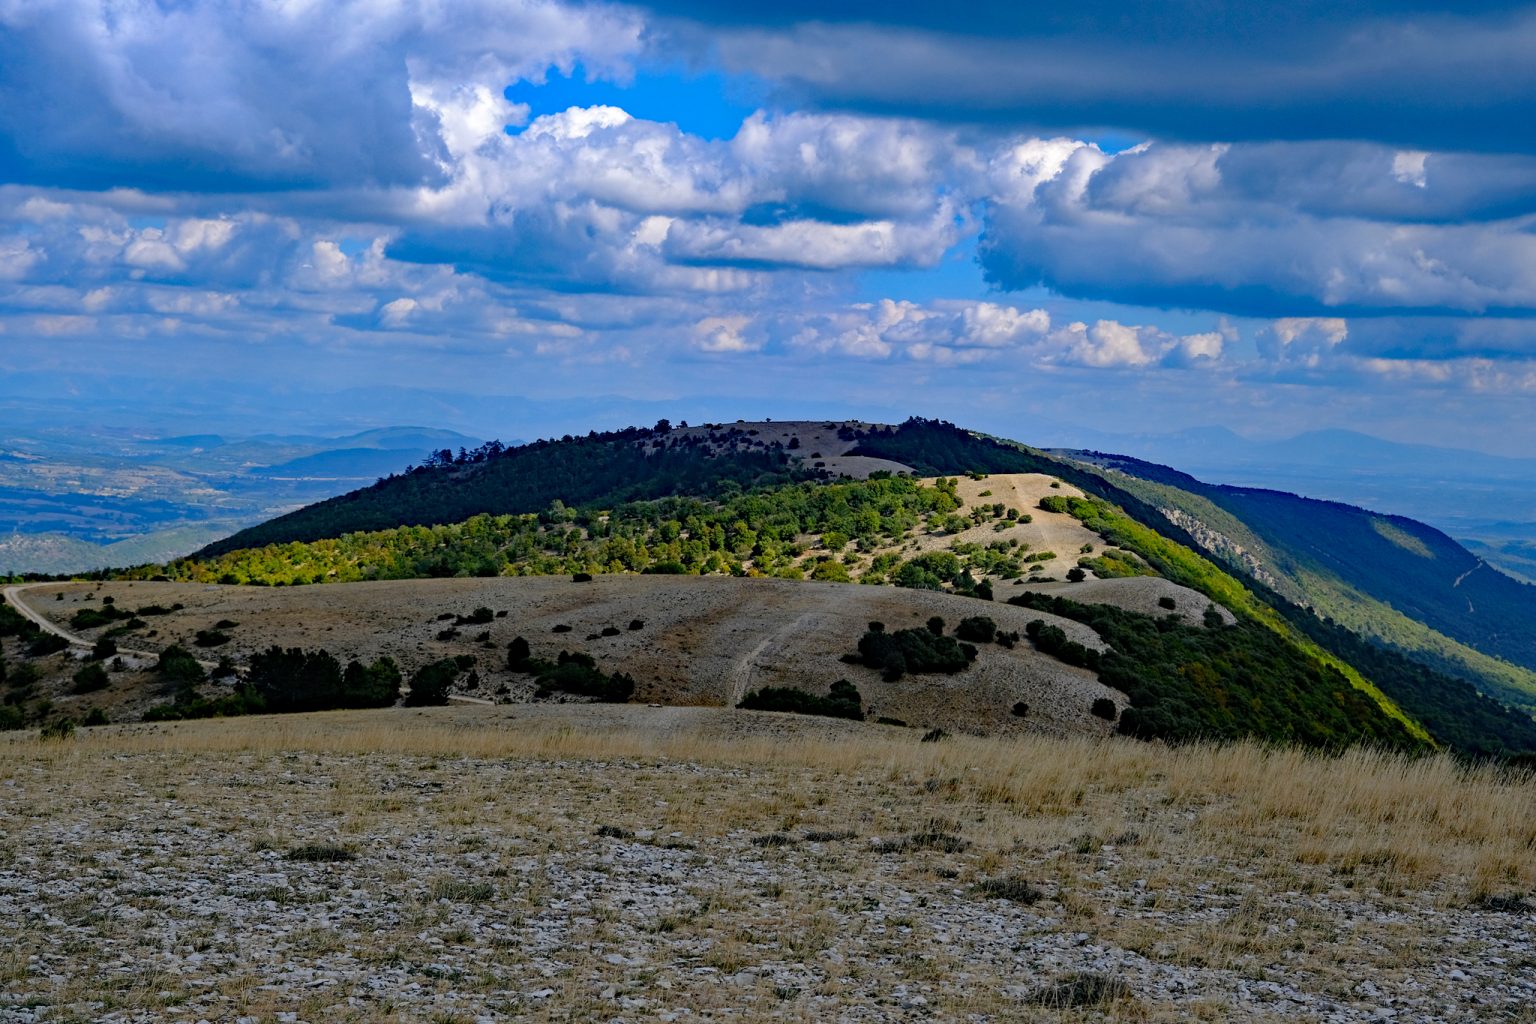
[454,607,494,625]
[26,633,68,657]
[528,651,634,703]
[69,605,133,630]
[70,662,110,695]
[1028,973,1133,1008]
[404,659,459,707]
[1010,591,1422,749]
[157,644,207,687]
[38,718,75,742]
[954,615,998,643]
[1023,619,1102,670]
[285,843,355,863]
[853,627,974,681]
[738,680,864,721]
[1091,697,1118,721]
[193,628,231,647]
[971,876,1042,904]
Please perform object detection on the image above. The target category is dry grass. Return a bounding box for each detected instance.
[2,707,1534,1022]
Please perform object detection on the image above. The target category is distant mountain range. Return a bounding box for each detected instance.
[1038,425,1536,582]
[0,425,485,573]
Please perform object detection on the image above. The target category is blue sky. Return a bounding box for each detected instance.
[2,1,1536,454]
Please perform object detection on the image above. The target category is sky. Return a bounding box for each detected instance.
[3,1,1536,454]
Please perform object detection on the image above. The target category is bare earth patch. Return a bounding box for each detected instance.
[1,708,1533,1022]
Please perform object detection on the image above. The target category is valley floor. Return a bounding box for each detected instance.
[1,707,1534,1023]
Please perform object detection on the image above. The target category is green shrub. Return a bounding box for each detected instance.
[0,705,23,731]
[955,616,998,643]
[193,629,230,647]
[82,707,109,727]
[1091,697,1118,721]
[70,662,110,695]
[404,659,459,706]
[1023,619,1102,670]
[532,651,634,703]
[855,627,973,680]
[39,718,75,742]
[340,657,403,707]
[738,680,864,721]
[26,633,68,657]
[246,647,347,712]
[157,644,207,686]
[507,636,532,671]
[91,636,117,660]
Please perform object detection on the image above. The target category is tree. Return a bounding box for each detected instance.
[341,657,402,707]
[405,659,458,706]
[247,647,344,712]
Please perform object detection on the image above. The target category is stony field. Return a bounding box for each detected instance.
[2,706,1534,1023]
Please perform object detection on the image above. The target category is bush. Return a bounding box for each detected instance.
[855,627,973,680]
[1023,619,1102,671]
[532,651,634,703]
[193,629,230,647]
[91,636,117,661]
[738,680,864,721]
[1158,596,1177,610]
[0,705,24,731]
[27,633,69,657]
[1065,567,1087,582]
[70,662,110,695]
[1091,697,1118,721]
[404,659,459,707]
[340,657,403,707]
[246,647,348,712]
[507,636,532,671]
[926,616,945,636]
[955,616,998,643]
[39,718,75,742]
[158,644,207,686]
[81,707,109,727]
[70,605,132,630]
[455,606,495,625]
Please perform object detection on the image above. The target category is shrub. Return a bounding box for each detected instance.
[158,644,207,686]
[70,605,131,630]
[855,627,972,680]
[90,636,117,660]
[26,633,68,657]
[404,659,459,707]
[532,651,634,703]
[955,616,998,643]
[246,647,347,712]
[738,680,864,721]
[70,662,110,695]
[285,844,355,863]
[1065,567,1087,583]
[1158,596,1177,610]
[1023,620,1102,671]
[507,636,532,671]
[193,629,230,647]
[628,619,645,631]
[971,876,1042,904]
[0,705,22,731]
[926,616,945,636]
[1011,701,1029,717]
[340,657,403,707]
[455,607,494,625]
[81,707,109,727]
[1091,697,1118,721]
[39,718,75,742]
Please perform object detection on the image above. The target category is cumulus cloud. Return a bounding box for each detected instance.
[979,138,1536,318]
[0,0,642,191]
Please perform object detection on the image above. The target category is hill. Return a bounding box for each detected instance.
[1060,449,1536,714]
[24,416,1536,758]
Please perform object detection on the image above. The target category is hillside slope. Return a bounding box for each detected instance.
[1064,450,1536,713]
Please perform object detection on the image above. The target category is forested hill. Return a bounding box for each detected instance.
[198,424,815,557]
[1062,449,1536,688]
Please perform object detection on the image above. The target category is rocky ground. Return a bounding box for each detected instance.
[2,706,1533,1023]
